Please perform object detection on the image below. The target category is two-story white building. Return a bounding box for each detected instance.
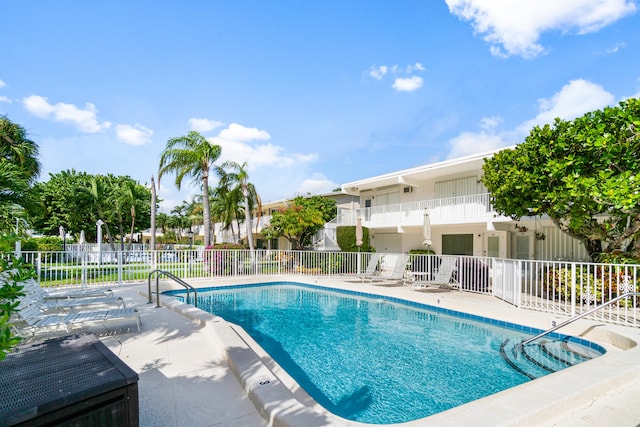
[204,147,589,261]
[337,148,589,262]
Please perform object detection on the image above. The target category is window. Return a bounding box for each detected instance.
[442,234,473,255]
[435,176,484,198]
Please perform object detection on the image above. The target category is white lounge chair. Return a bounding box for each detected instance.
[364,254,409,284]
[19,286,124,313]
[15,304,141,338]
[411,257,457,289]
[357,253,382,281]
[21,279,112,300]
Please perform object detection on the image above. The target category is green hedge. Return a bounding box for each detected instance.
[337,226,373,252]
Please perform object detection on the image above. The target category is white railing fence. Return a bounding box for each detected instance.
[8,249,639,327]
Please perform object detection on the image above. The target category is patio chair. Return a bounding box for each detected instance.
[21,279,113,300]
[14,304,142,338]
[19,287,125,313]
[411,257,458,289]
[364,254,409,284]
[356,253,382,281]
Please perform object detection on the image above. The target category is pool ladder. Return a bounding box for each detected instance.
[147,269,198,308]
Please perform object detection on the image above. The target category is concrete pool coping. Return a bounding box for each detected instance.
[141,275,640,427]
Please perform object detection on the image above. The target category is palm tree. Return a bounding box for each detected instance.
[86,175,117,250]
[217,161,258,262]
[158,131,221,247]
[0,116,41,184]
[0,163,30,233]
[0,117,41,233]
[211,182,242,242]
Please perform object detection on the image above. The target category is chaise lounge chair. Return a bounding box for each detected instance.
[363,254,409,284]
[356,253,382,281]
[19,285,125,313]
[21,279,113,300]
[14,304,142,338]
[410,257,457,289]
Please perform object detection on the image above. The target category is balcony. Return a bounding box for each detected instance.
[336,193,507,228]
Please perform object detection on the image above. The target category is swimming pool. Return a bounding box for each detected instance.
[166,282,605,424]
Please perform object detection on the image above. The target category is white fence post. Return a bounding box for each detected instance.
[570,262,577,317]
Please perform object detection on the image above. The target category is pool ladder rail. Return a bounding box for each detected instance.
[147,269,198,308]
[503,292,640,379]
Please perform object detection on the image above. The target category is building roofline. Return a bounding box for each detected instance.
[341,146,514,192]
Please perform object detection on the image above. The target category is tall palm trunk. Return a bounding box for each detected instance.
[150,176,156,251]
[243,186,255,263]
[202,173,211,246]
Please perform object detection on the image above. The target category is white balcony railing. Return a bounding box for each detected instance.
[337,193,503,228]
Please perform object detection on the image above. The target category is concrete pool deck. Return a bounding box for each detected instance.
[75,276,640,426]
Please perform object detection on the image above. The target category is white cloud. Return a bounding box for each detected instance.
[605,42,626,54]
[369,66,388,80]
[392,76,424,92]
[368,62,426,92]
[406,63,425,73]
[218,123,270,142]
[116,123,154,146]
[22,95,111,133]
[447,130,507,158]
[209,123,317,169]
[0,79,6,88]
[188,117,224,132]
[516,79,614,134]
[0,96,10,104]
[447,78,616,157]
[446,0,636,58]
[296,174,339,195]
[479,116,502,131]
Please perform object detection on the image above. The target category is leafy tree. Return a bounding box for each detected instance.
[30,170,94,237]
[482,98,640,261]
[262,195,336,250]
[30,171,150,244]
[159,131,221,247]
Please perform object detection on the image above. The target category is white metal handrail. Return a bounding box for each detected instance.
[148,269,198,308]
[522,292,640,345]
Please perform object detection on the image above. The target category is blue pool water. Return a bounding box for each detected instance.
[166,282,604,424]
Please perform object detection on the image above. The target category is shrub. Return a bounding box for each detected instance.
[337,226,373,252]
[34,236,63,252]
[0,257,35,360]
[543,265,639,306]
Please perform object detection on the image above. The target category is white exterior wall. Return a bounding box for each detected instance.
[340,148,591,261]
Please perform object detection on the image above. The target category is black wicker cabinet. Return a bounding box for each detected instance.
[0,334,139,426]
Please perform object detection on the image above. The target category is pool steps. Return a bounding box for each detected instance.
[500,338,599,380]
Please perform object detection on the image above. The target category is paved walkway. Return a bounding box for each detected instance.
[99,285,268,427]
[44,279,640,427]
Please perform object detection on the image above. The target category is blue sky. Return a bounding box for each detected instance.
[1,1,639,212]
